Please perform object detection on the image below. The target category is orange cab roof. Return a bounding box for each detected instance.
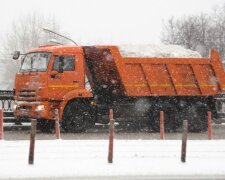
[28,45,83,55]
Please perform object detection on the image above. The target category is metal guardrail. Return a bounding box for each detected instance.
[0,90,14,111]
[0,90,15,122]
[0,90,14,98]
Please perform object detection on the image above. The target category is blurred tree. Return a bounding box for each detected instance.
[0,12,63,89]
[3,12,62,53]
[161,4,225,60]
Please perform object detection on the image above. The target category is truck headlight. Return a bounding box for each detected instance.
[35,105,45,111]
[13,104,17,111]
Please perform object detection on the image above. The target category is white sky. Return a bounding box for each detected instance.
[0,0,225,46]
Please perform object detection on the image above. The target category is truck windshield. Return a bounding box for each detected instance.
[20,52,51,72]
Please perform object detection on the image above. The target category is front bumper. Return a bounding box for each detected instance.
[14,101,55,120]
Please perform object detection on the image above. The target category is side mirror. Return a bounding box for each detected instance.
[58,56,64,73]
[13,51,20,60]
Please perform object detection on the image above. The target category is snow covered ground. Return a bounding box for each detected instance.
[0,139,225,179]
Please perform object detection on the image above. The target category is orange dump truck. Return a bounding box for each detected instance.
[13,45,225,132]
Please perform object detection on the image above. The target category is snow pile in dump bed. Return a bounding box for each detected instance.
[0,140,225,179]
[119,44,202,58]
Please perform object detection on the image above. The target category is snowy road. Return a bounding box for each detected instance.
[3,123,225,140]
[0,140,225,179]
[16,175,225,180]
[32,176,225,180]
[1,124,225,179]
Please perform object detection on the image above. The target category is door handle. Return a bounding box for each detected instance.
[51,74,61,79]
[73,80,79,83]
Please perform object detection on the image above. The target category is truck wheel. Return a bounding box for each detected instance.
[164,109,181,132]
[37,119,55,133]
[149,109,181,132]
[148,110,160,132]
[182,105,207,132]
[62,101,90,133]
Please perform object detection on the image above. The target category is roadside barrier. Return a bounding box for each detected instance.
[55,109,61,139]
[160,111,165,140]
[0,109,3,140]
[28,119,37,165]
[181,120,188,163]
[207,111,212,140]
[4,108,216,166]
[108,109,114,163]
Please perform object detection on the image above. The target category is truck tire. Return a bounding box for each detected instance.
[148,108,181,132]
[37,119,55,133]
[148,109,160,132]
[164,108,181,132]
[61,101,90,133]
[182,104,207,132]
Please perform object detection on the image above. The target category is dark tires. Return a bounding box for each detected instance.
[164,108,181,132]
[181,103,207,132]
[148,110,160,132]
[148,100,207,133]
[62,101,92,133]
[37,119,55,133]
[148,100,181,132]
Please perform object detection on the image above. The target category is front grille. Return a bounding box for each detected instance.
[18,90,36,101]
[16,106,32,110]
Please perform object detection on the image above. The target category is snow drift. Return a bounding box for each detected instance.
[0,140,225,179]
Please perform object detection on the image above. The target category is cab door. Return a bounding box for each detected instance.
[47,53,84,100]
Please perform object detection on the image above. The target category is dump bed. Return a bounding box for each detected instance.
[83,46,225,97]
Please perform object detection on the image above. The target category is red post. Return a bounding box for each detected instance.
[160,111,165,140]
[208,111,212,140]
[109,109,113,121]
[181,120,188,163]
[0,109,3,140]
[28,119,37,165]
[108,109,114,163]
[55,109,61,139]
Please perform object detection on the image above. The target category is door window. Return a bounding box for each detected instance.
[53,56,75,71]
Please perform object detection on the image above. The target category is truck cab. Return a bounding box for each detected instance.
[14,45,93,131]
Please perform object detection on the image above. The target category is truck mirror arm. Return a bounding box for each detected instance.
[42,28,78,46]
